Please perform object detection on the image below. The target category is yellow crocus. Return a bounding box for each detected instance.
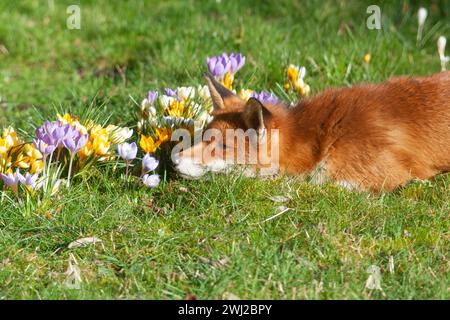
[30,160,44,174]
[14,152,30,169]
[57,113,88,135]
[57,113,77,125]
[12,144,43,172]
[239,89,254,101]
[166,101,185,118]
[286,64,310,97]
[93,135,110,156]
[283,83,291,92]
[78,141,94,159]
[287,65,299,84]
[140,134,159,153]
[24,143,43,160]
[0,137,8,156]
[221,72,234,90]
[0,156,12,173]
[77,125,111,160]
[155,127,170,144]
[89,126,111,156]
[2,127,22,150]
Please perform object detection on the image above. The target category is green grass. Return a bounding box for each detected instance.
[0,0,449,299]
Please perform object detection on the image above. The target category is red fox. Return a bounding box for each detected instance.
[173,71,450,192]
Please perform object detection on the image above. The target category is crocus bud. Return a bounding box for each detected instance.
[437,36,449,71]
[438,36,447,58]
[417,7,428,43]
[418,7,427,26]
[137,120,143,133]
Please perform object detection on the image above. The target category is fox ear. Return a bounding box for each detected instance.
[242,97,270,136]
[204,72,242,111]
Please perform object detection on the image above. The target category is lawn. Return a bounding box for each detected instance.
[0,0,449,299]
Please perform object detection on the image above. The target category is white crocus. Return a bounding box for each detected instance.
[177,86,196,101]
[158,95,175,108]
[296,66,311,96]
[197,110,212,125]
[197,85,210,101]
[417,7,428,43]
[141,98,149,108]
[437,36,449,71]
[297,66,307,87]
[109,126,133,144]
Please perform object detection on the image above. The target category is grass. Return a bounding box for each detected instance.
[0,0,449,299]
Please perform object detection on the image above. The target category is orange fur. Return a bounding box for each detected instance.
[177,72,450,192]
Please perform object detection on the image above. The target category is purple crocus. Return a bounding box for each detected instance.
[250,91,279,104]
[147,91,159,105]
[206,54,230,78]
[142,154,159,175]
[229,52,246,74]
[1,170,21,194]
[206,52,245,78]
[18,172,39,190]
[62,130,88,154]
[36,120,72,148]
[118,142,138,179]
[117,142,138,161]
[164,88,178,98]
[62,127,88,189]
[142,174,160,188]
[33,139,57,156]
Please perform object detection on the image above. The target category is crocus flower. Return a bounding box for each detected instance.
[107,125,133,144]
[285,64,310,96]
[229,52,246,74]
[1,127,22,151]
[118,142,137,161]
[250,91,279,104]
[197,111,213,125]
[159,95,176,109]
[141,91,159,118]
[118,142,138,179]
[141,174,160,188]
[239,89,254,101]
[206,55,229,79]
[164,88,178,98]
[18,172,39,191]
[36,120,72,148]
[437,36,449,71]
[63,128,88,188]
[1,170,21,195]
[147,91,159,105]
[417,7,427,43]
[140,134,159,153]
[142,154,159,175]
[197,85,210,101]
[176,86,196,101]
[417,7,427,27]
[33,139,56,156]
[63,130,89,154]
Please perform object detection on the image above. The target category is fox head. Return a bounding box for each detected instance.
[172,73,287,179]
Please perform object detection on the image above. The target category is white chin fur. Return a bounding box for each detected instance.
[206,159,228,172]
[175,158,230,179]
[175,158,206,179]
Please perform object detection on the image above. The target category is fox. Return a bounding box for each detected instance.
[173,71,450,192]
